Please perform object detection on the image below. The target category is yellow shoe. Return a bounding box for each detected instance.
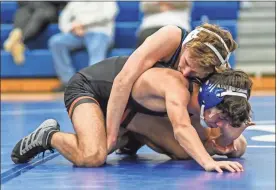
[11,42,25,65]
[4,28,23,52]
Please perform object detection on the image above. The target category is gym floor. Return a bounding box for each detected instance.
[1,94,275,190]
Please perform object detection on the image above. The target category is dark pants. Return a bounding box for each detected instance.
[13,2,61,42]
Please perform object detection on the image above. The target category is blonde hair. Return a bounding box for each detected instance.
[185,23,238,72]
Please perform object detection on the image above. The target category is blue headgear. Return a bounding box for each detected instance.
[198,80,248,128]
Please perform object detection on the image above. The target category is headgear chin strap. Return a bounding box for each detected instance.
[198,80,248,128]
[182,27,231,69]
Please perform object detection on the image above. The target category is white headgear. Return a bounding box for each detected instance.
[182,27,231,69]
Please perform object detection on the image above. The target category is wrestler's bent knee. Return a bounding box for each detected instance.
[75,150,107,167]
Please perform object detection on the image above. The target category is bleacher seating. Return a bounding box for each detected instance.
[1,23,140,50]
[191,1,240,21]
[0,2,18,24]
[1,48,135,78]
[116,1,141,22]
[0,1,240,78]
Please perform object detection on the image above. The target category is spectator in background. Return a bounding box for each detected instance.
[241,1,253,9]
[4,1,66,64]
[137,2,192,47]
[48,2,118,92]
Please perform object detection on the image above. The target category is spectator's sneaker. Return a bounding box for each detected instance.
[11,119,60,164]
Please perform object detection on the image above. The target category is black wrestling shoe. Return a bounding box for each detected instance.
[115,132,144,156]
[11,119,60,164]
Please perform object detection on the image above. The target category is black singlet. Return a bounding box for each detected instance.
[77,27,194,126]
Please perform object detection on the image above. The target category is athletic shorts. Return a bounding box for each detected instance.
[64,72,101,119]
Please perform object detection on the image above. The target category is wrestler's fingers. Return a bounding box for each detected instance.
[222,164,235,173]
[214,166,223,173]
[234,162,244,171]
[229,162,242,172]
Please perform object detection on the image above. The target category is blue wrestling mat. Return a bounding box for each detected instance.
[1,95,275,189]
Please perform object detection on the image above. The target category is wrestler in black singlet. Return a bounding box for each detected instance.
[64,28,195,125]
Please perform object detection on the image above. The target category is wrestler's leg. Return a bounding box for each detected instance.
[127,114,191,160]
[51,102,107,167]
[127,113,248,160]
[129,132,185,160]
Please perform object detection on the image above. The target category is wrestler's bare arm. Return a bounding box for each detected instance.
[163,75,217,168]
[163,75,244,172]
[106,25,182,151]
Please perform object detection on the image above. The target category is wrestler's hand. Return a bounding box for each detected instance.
[107,128,128,153]
[107,136,117,153]
[203,160,244,173]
